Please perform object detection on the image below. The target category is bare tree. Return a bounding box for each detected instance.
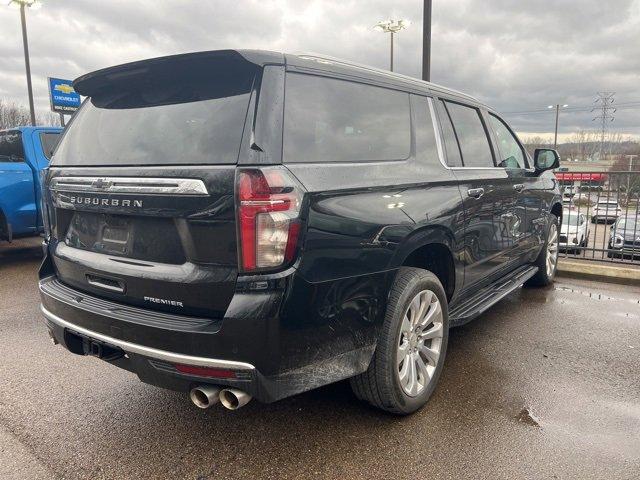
[522,135,552,157]
[0,99,61,129]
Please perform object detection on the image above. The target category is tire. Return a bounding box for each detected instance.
[350,267,449,415]
[525,214,559,287]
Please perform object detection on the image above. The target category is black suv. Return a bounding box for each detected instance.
[39,50,562,414]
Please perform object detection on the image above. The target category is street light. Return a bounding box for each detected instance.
[547,103,569,149]
[8,0,42,126]
[374,19,410,72]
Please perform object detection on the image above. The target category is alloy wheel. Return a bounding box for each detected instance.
[397,290,444,397]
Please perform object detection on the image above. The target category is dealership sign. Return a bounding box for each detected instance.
[47,77,81,113]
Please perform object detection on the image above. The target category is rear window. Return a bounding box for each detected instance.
[283,73,411,163]
[40,132,60,160]
[0,132,24,162]
[53,61,255,166]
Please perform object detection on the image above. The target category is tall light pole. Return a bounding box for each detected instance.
[9,0,41,126]
[422,0,432,81]
[547,104,568,149]
[374,19,410,72]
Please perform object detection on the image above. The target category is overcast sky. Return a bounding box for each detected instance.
[1,0,639,140]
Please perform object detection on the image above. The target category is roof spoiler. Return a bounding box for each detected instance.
[73,49,284,97]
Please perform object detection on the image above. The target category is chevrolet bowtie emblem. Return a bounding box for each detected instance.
[54,83,75,95]
[91,178,113,190]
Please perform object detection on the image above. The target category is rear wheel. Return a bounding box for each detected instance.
[526,214,559,287]
[350,267,449,415]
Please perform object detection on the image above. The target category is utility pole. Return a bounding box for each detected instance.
[374,19,410,72]
[19,3,35,126]
[422,0,432,81]
[9,0,41,126]
[592,92,616,161]
[390,30,394,71]
[547,104,568,149]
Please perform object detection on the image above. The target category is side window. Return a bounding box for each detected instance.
[435,100,462,167]
[488,114,527,169]
[39,132,61,160]
[283,73,411,163]
[444,101,494,168]
[0,132,25,163]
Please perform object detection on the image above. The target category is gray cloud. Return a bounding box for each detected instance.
[0,0,638,137]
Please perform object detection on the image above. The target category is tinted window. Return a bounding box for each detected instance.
[39,132,60,160]
[0,132,24,162]
[53,61,255,166]
[445,102,494,168]
[283,73,411,163]
[488,114,526,169]
[411,96,441,167]
[435,100,462,167]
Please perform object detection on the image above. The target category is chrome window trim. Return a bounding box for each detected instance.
[428,97,512,172]
[427,97,448,170]
[41,305,255,371]
[49,176,209,196]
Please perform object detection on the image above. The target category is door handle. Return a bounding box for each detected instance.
[467,188,485,199]
[513,183,525,192]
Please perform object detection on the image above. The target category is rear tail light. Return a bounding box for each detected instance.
[237,167,304,272]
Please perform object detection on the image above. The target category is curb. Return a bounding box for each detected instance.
[557,259,640,286]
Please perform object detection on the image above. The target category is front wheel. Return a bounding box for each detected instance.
[350,267,449,415]
[525,214,559,287]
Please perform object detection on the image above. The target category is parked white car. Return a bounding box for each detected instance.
[560,210,589,253]
[591,199,622,223]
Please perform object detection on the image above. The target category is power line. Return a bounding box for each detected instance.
[502,104,640,116]
[501,100,640,115]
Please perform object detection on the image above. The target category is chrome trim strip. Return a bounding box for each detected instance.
[49,176,209,196]
[427,97,448,170]
[41,305,255,371]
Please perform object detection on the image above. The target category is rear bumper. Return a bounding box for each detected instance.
[39,271,381,402]
[609,247,640,257]
[41,305,254,371]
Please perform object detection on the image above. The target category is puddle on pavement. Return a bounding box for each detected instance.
[554,285,640,306]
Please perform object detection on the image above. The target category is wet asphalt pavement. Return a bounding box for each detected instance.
[1,238,639,479]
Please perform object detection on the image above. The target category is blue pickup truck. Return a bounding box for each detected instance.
[0,126,62,242]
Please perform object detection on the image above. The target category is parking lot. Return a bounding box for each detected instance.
[1,238,638,479]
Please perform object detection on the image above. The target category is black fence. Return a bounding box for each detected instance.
[556,171,640,265]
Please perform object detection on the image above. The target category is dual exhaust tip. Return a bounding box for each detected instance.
[189,385,251,410]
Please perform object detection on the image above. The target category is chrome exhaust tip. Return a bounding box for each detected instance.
[189,385,220,409]
[219,388,252,410]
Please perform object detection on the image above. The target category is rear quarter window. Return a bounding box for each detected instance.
[283,73,411,163]
[39,132,60,160]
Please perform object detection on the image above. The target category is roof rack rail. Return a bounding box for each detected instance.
[293,52,479,103]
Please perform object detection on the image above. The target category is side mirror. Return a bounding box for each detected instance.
[534,148,560,173]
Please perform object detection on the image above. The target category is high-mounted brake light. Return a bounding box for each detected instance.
[237,167,303,272]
